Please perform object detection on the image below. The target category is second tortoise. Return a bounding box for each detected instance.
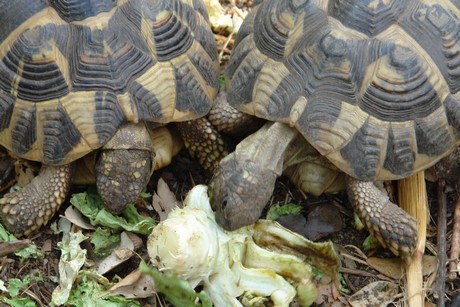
[209,0,460,259]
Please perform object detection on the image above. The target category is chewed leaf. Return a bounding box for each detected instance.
[70,192,155,235]
[266,203,303,220]
[252,220,341,288]
[139,262,212,307]
[65,272,140,306]
[52,231,88,306]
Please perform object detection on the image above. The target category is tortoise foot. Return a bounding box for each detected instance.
[176,118,233,174]
[347,177,417,259]
[0,164,73,237]
[96,149,152,214]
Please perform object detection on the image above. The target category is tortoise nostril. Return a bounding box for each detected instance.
[221,196,228,210]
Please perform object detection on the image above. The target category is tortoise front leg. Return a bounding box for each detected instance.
[0,164,73,237]
[346,176,417,259]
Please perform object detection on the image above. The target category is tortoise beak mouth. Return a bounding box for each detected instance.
[215,213,232,231]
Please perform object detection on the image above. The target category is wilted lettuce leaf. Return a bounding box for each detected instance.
[0,224,43,261]
[52,231,88,306]
[253,220,341,289]
[363,235,380,252]
[66,272,140,307]
[7,274,43,297]
[266,203,302,220]
[139,262,212,307]
[2,297,36,307]
[70,192,155,235]
[91,228,121,258]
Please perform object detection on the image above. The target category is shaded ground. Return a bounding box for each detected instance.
[1,145,459,306]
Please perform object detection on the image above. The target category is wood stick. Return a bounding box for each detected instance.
[448,179,460,281]
[397,172,427,307]
[436,180,447,307]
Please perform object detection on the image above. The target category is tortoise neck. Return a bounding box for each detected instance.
[233,121,299,175]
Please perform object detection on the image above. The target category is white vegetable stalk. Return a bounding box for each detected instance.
[147,185,318,307]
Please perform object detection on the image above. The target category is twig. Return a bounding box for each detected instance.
[397,172,427,307]
[218,28,235,64]
[0,239,32,257]
[436,179,447,307]
[448,179,460,281]
[339,267,395,282]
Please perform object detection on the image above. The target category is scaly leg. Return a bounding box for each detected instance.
[346,176,417,259]
[0,164,73,237]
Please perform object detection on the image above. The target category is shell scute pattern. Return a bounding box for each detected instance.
[0,93,14,131]
[0,0,48,43]
[328,0,406,37]
[50,0,118,22]
[0,0,218,165]
[226,0,460,181]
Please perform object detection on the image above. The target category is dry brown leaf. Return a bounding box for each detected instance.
[124,232,144,250]
[64,206,96,230]
[105,269,156,299]
[42,239,52,253]
[151,178,179,221]
[348,281,399,307]
[0,239,32,257]
[367,255,438,280]
[114,248,134,261]
[14,160,36,187]
[97,232,134,275]
[366,257,404,280]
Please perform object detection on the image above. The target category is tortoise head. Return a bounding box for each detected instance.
[209,153,277,231]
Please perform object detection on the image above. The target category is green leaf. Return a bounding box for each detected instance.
[0,224,14,241]
[362,235,381,251]
[219,75,225,87]
[2,297,36,307]
[7,274,43,297]
[266,203,302,220]
[66,272,140,307]
[7,279,26,297]
[139,262,212,307]
[15,244,43,262]
[91,228,121,258]
[139,192,152,199]
[352,213,365,231]
[0,224,43,261]
[70,192,155,235]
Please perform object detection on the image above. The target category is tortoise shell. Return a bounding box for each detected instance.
[226,0,460,181]
[0,0,219,165]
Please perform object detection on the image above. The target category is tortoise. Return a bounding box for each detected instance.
[0,0,227,237]
[209,0,460,259]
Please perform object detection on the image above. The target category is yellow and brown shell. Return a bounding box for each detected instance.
[0,0,219,165]
[226,0,460,181]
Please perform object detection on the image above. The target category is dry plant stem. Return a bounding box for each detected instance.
[448,179,460,281]
[436,180,447,307]
[397,172,427,307]
[0,239,32,257]
[218,28,235,63]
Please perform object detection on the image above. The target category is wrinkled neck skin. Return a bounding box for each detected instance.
[239,121,299,174]
[210,121,299,231]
